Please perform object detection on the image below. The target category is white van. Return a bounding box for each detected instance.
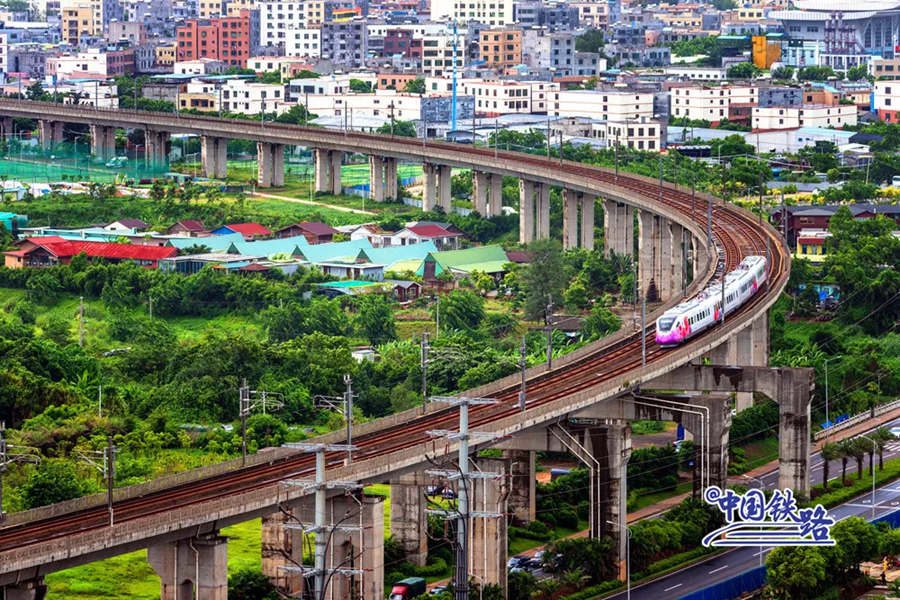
[892,175,900,187]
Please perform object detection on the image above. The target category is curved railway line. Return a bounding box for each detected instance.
[0,120,789,559]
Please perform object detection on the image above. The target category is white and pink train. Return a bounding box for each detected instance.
[655,255,767,347]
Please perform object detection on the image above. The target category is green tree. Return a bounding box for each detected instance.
[257,71,282,84]
[227,569,280,600]
[709,134,755,160]
[772,66,795,80]
[726,62,760,79]
[507,570,537,600]
[354,294,397,346]
[434,290,485,332]
[831,517,878,573]
[564,278,590,311]
[582,306,621,341]
[847,64,869,81]
[402,78,425,94]
[820,442,840,491]
[376,120,417,137]
[348,78,372,93]
[274,103,318,125]
[22,460,89,508]
[575,29,605,53]
[520,239,568,322]
[25,81,49,101]
[295,69,320,79]
[766,547,827,599]
[799,65,836,81]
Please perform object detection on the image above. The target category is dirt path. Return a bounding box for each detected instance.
[249,191,378,215]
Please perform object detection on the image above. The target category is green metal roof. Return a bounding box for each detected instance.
[417,245,509,276]
[227,234,309,257]
[314,280,380,288]
[298,238,374,263]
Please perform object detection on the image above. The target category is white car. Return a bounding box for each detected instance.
[890,425,900,438]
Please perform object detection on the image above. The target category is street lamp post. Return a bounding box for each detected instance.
[859,433,877,520]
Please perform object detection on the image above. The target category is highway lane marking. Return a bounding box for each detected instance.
[708,565,729,574]
[663,584,683,592]
[752,549,770,557]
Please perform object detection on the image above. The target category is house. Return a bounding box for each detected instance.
[388,279,422,302]
[770,204,900,245]
[794,229,832,263]
[105,219,148,232]
[355,241,438,273]
[275,222,339,244]
[389,224,462,250]
[312,280,387,298]
[0,212,27,235]
[158,252,267,275]
[418,245,510,280]
[505,250,533,264]
[227,235,310,258]
[167,232,245,252]
[166,220,206,236]
[295,238,374,264]
[210,223,273,241]
[4,238,176,269]
[346,223,387,247]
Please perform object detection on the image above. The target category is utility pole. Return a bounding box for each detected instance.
[493,118,498,159]
[758,168,764,224]
[106,435,116,526]
[658,154,663,201]
[546,118,551,158]
[0,423,39,522]
[239,379,284,466]
[420,332,429,411]
[313,376,355,464]
[425,396,502,600]
[641,294,646,368]
[78,296,85,347]
[148,295,153,320]
[519,337,527,411]
[545,294,553,369]
[435,295,441,339]
[691,167,696,218]
[614,133,619,182]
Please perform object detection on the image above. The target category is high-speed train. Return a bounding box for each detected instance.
[655,256,767,347]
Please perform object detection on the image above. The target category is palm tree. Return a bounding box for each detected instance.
[875,427,895,471]
[838,438,853,486]
[849,438,867,480]
[820,442,840,491]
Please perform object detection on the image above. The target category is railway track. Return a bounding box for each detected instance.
[0,131,788,559]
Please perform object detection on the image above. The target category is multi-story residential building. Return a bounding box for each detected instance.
[874,80,900,122]
[758,86,802,107]
[58,80,118,107]
[155,43,175,66]
[430,0,514,26]
[220,79,285,113]
[665,66,728,81]
[605,44,670,67]
[383,29,414,57]
[591,118,662,151]
[174,57,227,74]
[419,32,463,77]
[287,72,376,100]
[197,0,224,18]
[751,104,858,130]
[573,52,605,77]
[8,43,50,78]
[0,34,7,76]
[60,1,96,45]
[176,11,252,67]
[670,85,758,124]
[548,32,576,75]
[478,28,521,69]
[462,79,558,116]
[259,0,304,49]
[120,0,173,25]
[549,89,656,121]
[107,21,146,44]
[304,90,474,121]
[569,1,609,27]
[376,72,418,90]
[48,47,135,78]
[133,42,157,73]
[872,57,900,81]
[320,19,367,66]
[514,1,579,31]
[286,28,320,58]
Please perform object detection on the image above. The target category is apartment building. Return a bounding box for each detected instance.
[549,89,656,121]
[461,80,559,116]
[670,85,758,124]
[320,20,367,67]
[665,66,728,81]
[176,11,252,67]
[286,28,320,58]
[872,57,900,81]
[591,119,662,151]
[874,80,900,122]
[430,0,514,26]
[303,90,474,121]
[259,0,304,49]
[420,32,463,77]
[751,104,858,130]
[60,1,95,45]
[174,57,227,74]
[155,43,175,66]
[48,47,135,78]
[569,2,609,27]
[478,28,521,69]
[107,21,146,44]
[287,72,376,100]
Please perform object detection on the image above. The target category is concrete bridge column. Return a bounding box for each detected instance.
[470,456,509,596]
[778,369,812,496]
[422,162,437,211]
[257,142,274,187]
[472,170,489,216]
[38,119,63,150]
[390,473,428,566]
[563,189,579,250]
[329,150,343,195]
[201,136,227,179]
[620,204,634,259]
[603,199,616,257]
[437,164,452,211]
[536,183,550,240]
[679,394,732,493]
[2,578,47,600]
[145,130,169,169]
[518,180,536,244]
[692,236,701,284]
[586,422,630,575]
[658,219,674,301]
[638,210,659,302]
[504,449,536,524]
[261,501,308,596]
[272,144,284,187]
[324,494,385,600]
[147,533,228,600]
[671,223,684,297]
[0,117,13,139]
[369,155,384,202]
[90,124,115,160]
[488,173,503,217]
[314,148,331,193]
[384,157,398,200]
[580,195,595,250]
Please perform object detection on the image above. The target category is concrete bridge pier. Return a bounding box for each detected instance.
[472,170,489,216]
[145,130,169,170]
[384,157,398,200]
[437,164,452,211]
[638,210,660,302]
[369,155,384,202]
[2,578,47,600]
[658,219,674,301]
[89,124,116,160]
[469,456,509,597]
[422,162,437,211]
[200,136,227,179]
[261,500,310,596]
[0,117,13,139]
[536,183,550,240]
[585,422,630,574]
[256,142,284,187]
[503,449,536,524]
[518,180,536,244]
[147,533,228,600]
[313,148,342,194]
[563,189,578,249]
[38,120,63,150]
[671,223,685,297]
[389,473,428,566]
[581,194,595,250]
[604,201,635,258]
[668,393,733,493]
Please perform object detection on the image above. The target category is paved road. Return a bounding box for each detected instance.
[607,417,900,600]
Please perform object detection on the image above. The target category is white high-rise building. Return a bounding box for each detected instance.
[259,0,305,49]
[430,0,514,26]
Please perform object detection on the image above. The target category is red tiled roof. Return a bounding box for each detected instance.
[407,225,458,238]
[37,241,177,260]
[224,223,272,236]
[21,236,68,245]
[173,219,205,231]
[297,221,339,236]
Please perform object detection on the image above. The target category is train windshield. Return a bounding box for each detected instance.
[658,316,675,331]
